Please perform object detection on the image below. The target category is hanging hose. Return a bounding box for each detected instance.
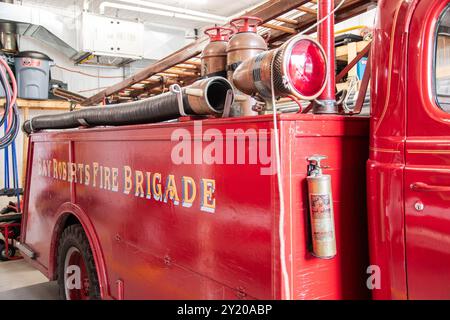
[0,58,20,149]
[23,77,234,134]
[0,58,21,211]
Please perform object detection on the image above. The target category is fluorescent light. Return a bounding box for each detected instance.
[181,0,208,4]
[115,0,226,22]
[100,2,225,24]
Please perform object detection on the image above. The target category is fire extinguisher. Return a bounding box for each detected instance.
[306,155,337,259]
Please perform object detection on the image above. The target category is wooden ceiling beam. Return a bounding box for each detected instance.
[174,63,200,70]
[297,5,317,15]
[275,17,299,25]
[263,23,297,34]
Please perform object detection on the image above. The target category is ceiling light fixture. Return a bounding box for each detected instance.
[99,2,226,24]
[115,0,226,22]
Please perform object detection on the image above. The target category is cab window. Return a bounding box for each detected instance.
[435,6,450,112]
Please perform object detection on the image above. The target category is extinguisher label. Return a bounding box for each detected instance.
[310,194,332,219]
[21,58,41,67]
[310,193,334,241]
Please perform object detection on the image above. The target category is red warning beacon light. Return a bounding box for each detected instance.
[232,35,328,101]
[287,37,328,100]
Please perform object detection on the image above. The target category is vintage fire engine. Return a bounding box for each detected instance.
[17,0,450,300]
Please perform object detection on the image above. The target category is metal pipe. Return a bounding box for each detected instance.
[314,0,338,114]
[0,0,17,53]
[23,77,234,134]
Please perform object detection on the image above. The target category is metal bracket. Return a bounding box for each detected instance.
[77,118,90,127]
[307,155,328,177]
[28,119,34,133]
[15,241,36,259]
[170,84,188,117]
[342,76,359,113]
[222,89,234,118]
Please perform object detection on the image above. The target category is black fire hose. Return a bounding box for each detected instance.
[23,77,234,134]
[0,61,20,149]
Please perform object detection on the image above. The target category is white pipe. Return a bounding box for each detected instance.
[116,0,228,22]
[99,2,226,24]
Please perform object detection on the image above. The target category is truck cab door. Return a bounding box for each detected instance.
[405,0,450,299]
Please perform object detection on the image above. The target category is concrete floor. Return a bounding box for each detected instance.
[0,259,59,300]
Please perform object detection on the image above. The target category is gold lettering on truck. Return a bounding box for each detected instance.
[36,158,216,213]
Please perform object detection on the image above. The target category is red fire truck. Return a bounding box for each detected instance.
[17,0,450,300]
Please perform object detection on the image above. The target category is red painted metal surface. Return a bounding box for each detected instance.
[204,27,234,42]
[22,114,369,300]
[404,0,450,299]
[367,0,412,300]
[230,16,263,33]
[368,0,450,300]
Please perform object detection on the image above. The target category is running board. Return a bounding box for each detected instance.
[15,242,36,259]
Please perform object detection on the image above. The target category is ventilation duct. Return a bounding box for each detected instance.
[0,2,146,67]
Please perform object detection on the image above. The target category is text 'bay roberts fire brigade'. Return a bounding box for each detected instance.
[18,0,449,300]
[37,158,217,213]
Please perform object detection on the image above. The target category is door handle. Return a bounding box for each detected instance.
[410,182,450,192]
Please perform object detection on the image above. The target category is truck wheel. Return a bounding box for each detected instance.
[57,224,100,300]
[0,240,16,261]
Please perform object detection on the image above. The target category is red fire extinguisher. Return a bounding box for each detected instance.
[307,155,337,259]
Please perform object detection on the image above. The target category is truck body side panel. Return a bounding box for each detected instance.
[404,0,450,299]
[368,0,414,299]
[282,117,370,299]
[24,141,72,273]
[22,114,369,299]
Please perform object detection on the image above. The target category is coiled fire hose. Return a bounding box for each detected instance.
[0,57,21,211]
[23,77,234,134]
[0,58,20,149]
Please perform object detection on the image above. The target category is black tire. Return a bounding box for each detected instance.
[57,224,100,300]
[0,240,16,261]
